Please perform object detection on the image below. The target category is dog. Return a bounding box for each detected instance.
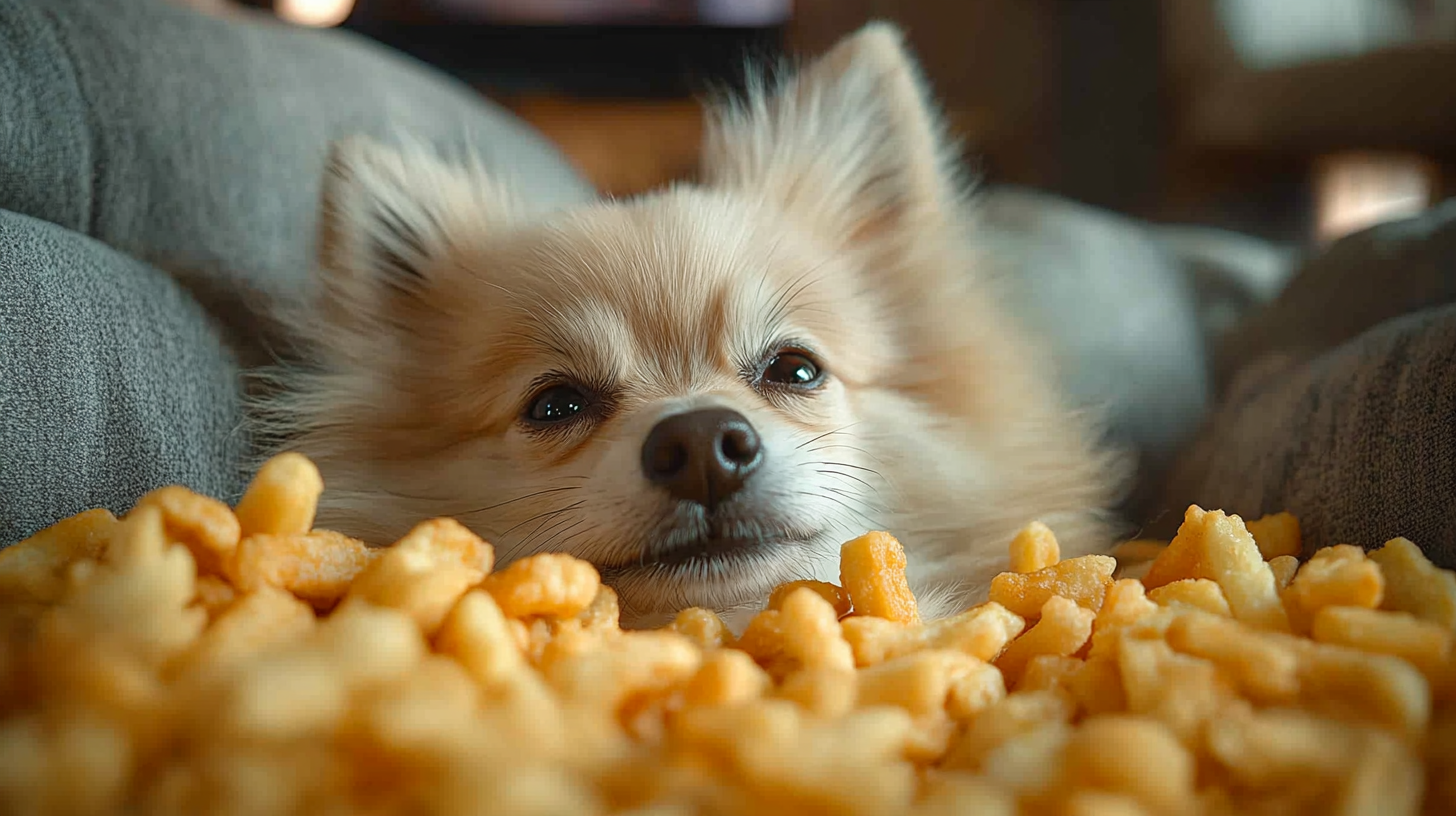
[260,23,1126,627]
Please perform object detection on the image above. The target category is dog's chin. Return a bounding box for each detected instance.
[599,527,830,626]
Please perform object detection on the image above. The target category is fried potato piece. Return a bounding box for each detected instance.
[767,580,851,618]
[1145,506,1290,632]
[839,532,920,624]
[1008,521,1061,573]
[1370,537,1456,630]
[1245,512,1302,560]
[989,555,1116,620]
[233,453,323,538]
[994,596,1096,686]
[481,552,597,619]
[0,509,116,604]
[231,530,379,607]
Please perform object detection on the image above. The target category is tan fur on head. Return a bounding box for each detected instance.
[259,23,1127,625]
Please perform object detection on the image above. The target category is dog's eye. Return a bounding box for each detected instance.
[762,351,824,388]
[527,385,589,423]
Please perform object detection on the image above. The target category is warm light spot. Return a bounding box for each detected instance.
[1314,152,1435,244]
[275,0,356,27]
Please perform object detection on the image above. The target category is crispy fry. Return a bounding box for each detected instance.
[989,555,1116,619]
[134,486,240,577]
[233,453,324,538]
[994,596,1095,686]
[668,607,733,650]
[0,509,116,604]
[231,530,378,606]
[1148,578,1231,617]
[1370,537,1456,630]
[1282,544,1384,634]
[481,552,597,619]
[767,580,851,617]
[1245,512,1302,560]
[839,531,920,623]
[1008,521,1060,573]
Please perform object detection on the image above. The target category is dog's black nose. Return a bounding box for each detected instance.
[641,408,763,510]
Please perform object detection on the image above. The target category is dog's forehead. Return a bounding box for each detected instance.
[516,194,830,341]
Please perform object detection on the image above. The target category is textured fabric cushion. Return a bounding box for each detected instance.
[1156,204,1456,568]
[0,209,248,545]
[0,0,593,542]
[0,0,594,363]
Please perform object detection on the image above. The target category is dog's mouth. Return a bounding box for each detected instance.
[596,521,829,618]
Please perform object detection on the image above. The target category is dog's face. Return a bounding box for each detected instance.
[274,24,1121,624]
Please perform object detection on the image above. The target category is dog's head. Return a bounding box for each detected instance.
[271,24,1122,623]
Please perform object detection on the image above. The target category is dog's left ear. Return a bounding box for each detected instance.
[701,23,964,250]
[315,137,516,336]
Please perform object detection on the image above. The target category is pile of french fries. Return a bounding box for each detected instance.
[1,453,1454,815]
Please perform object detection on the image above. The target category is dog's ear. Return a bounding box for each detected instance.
[316,137,513,331]
[702,23,964,251]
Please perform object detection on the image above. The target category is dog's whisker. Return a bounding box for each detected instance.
[456,485,582,518]
[814,468,878,493]
[495,500,586,540]
[793,422,862,451]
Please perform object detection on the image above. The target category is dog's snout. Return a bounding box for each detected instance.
[641,408,763,510]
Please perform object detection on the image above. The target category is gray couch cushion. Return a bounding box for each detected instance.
[1157,203,1456,567]
[0,0,594,363]
[0,209,248,544]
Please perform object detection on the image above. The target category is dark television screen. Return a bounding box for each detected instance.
[424,0,791,27]
[339,0,791,96]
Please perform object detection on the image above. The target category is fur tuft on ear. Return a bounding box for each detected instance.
[315,137,515,332]
[701,22,968,248]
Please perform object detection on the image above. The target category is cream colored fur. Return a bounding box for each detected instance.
[260,23,1127,626]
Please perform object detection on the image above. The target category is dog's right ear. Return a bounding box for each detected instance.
[316,137,515,332]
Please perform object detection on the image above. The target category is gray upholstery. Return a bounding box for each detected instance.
[0,0,592,544]
[0,210,248,542]
[0,0,594,365]
[1157,205,1456,567]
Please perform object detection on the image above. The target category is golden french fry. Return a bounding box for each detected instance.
[1008,521,1060,573]
[1148,578,1231,617]
[1245,512,1302,560]
[1297,641,1430,738]
[767,580,851,617]
[192,574,237,618]
[777,666,857,718]
[840,531,920,624]
[134,486,240,577]
[994,596,1096,686]
[1063,715,1194,814]
[778,587,855,672]
[685,649,771,707]
[1150,506,1290,632]
[1017,654,1083,694]
[1282,544,1384,634]
[841,603,1023,668]
[434,589,524,687]
[668,607,734,650]
[233,453,323,538]
[1311,605,1452,685]
[1370,537,1456,630]
[1164,612,1299,704]
[231,530,379,606]
[940,690,1076,771]
[347,519,493,634]
[0,508,116,604]
[481,552,597,619]
[989,555,1116,619]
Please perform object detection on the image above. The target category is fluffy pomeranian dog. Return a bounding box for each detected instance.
[264,23,1125,626]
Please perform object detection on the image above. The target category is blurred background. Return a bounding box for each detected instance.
[238,0,1455,251]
